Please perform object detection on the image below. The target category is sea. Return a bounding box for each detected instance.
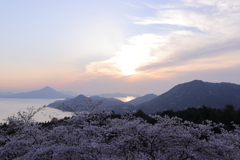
[0,96,136,123]
[0,98,72,123]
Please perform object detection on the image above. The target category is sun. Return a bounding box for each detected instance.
[116,96,136,102]
[121,67,138,76]
[124,96,136,102]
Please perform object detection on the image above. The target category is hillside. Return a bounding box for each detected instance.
[138,80,240,114]
[48,95,125,108]
[128,94,157,106]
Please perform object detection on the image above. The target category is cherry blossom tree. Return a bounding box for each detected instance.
[0,101,240,159]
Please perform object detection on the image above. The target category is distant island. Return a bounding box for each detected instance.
[0,86,72,99]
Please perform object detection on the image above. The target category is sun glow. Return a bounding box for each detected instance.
[85,34,169,77]
[115,96,136,102]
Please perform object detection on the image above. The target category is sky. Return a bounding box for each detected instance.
[1,0,240,95]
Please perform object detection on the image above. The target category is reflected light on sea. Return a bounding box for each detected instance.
[0,98,72,123]
[115,96,136,102]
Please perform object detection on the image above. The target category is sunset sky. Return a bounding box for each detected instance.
[1,0,240,95]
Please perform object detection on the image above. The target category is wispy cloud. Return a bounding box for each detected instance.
[84,33,169,76]
[80,0,240,82]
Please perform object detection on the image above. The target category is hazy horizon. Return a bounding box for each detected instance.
[1,0,240,95]
[1,79,240,97]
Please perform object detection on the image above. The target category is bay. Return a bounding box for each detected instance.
[0,98,72,123]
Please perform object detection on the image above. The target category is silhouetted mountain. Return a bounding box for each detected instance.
[3,86,70,99]
[92,92,141,98]
[138,80,240,114]
[128,94,157,106]
[48,95,125,108]
[90,95,124,102]
[48,94,88,107]
[48,94,138,114]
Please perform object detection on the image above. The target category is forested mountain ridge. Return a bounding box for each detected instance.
[48,95,125,108]
[128,94,157,106]
[48,94,156,113]
[138,80,240,114]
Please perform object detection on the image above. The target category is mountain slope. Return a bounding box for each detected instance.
[138,80,240,114]
[4,86,70,99]
[48,95,125,108]
[128,94,157,106]
[48,94,88,107]
[90,96,125,107]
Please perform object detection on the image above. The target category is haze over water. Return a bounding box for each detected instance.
[0,98,72,123]
[0,96,134,122]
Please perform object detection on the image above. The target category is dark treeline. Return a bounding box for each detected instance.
[158,104,240,130]
[134,104,240,131]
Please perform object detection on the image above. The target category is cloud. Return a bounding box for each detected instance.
[84,33,169,76]
[133,0,240,33]
[84,0,239,77]
[131,0,240,76]
[133,10,212,32]
[137,35,240,71]
[48,0,240,96]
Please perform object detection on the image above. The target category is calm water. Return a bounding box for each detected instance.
[0,98,72,123]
